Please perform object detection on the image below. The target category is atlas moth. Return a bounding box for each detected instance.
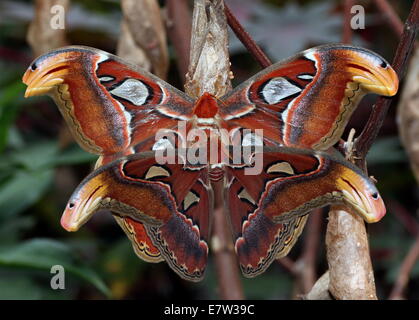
[23,44,398,281]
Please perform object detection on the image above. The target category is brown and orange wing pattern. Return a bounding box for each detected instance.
[226,147,385,276]
[21,44,399,281]
[22,46,199,269]
[114,215,163,263]
[220,44,398,150]
[22,46,194,155]
[225,171,308,277]
[102,132,188,266]
[61,152,211,281]
[219,44,398,276]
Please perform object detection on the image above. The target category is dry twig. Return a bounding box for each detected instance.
[387,200,419,237]
[389,234,419,299]
[166,0,192,83]
[117,20,152,73]
[326,206,378,299]
[277,257,296,275]
[305,271,333,300]
[224,3,272,68]
[372,0,404,38]
[118,0,169,79]
[297,211,323,294]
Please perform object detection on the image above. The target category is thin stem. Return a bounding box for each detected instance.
[387,200,419,237]
[277,257,297,275]
[212,204,245,299]
[166,0,192,83]
[372,0,404,38]
[299,211,322,293]
[212,178,244,299]
[224,3,272,68]
[389,234,419,299]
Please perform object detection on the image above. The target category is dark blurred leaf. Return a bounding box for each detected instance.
[7,140,95,171]
[51,145,96,166]
[6,127,25,150]
[10,141,59,171]
[0,238,110,297]
[0,273,74,299]
[0,61,25,87]
[0,276,44,299]
[411,260,419,279]
[367,137,408,165]
[371,231,414,284]
[100,239,146,299]
[0,169,53,217]
[198,261,293,299]
[242,269,292,299]
[0,81,26,152]
[0,215,35,244]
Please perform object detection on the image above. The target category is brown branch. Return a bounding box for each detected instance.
[118,20,152,72]
[275,212,323,296]
[118,0,169,79]
[298,210,323,294]
[326,206,378,299]
[372,0,404,38]
[185,0,243,300]
[224,3,272,68]
[305,272,333,300]
[212,185,245,300]
[166,0,192,83]
[277,257,297,275]
[342,0,355,43]
[355,0,419,159]
[389,234,419,299]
